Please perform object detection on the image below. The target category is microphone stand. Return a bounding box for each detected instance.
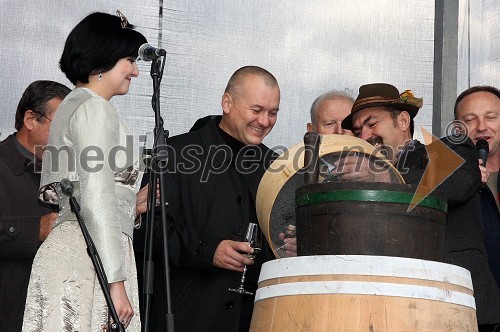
[141,56,175,332]
[59,179,125,332]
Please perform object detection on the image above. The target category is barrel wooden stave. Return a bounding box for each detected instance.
[296,182,447,261]
[252,293,477,331]
[250,256,478,332]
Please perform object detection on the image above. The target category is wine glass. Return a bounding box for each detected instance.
[228,222,262,295]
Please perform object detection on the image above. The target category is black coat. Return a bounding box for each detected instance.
[397,138,500,325]
[480,180,500,289]
[134,117,275,332]
[0,135,56,332]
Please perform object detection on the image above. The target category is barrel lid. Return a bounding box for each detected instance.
[257,135,404,258]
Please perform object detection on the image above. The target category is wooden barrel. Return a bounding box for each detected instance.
[250,255,478,332]
[296,182,447,261]
[256,135,403,258]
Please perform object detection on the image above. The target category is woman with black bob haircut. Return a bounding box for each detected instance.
[60,11,147,86]
[23,11,148,331]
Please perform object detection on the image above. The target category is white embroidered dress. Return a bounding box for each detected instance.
[23,88,142,331]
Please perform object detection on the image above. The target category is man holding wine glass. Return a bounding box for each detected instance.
[228,222,263,295]
[136,66,280,331]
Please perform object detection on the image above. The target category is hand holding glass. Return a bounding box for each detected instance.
[228,223,262,295]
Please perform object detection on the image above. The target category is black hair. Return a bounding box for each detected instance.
[15,80,71,131]
[454,85,499,119]
[60,12,147,84]
[389,109,415,137]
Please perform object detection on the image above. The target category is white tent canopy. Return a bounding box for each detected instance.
[0,0,498,149]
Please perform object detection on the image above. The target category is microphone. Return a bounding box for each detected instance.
[476,139,489,167]
[138,43,166,61]
[60,178,74,196]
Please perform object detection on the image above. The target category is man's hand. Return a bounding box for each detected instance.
[213,240,254,272]
[135,182,160,216]
[479,159,489,184]
[334,155,391,183]
[39,212,58,241]
[277,233,297,257]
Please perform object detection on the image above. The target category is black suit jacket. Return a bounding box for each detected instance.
[0,135,56,332]
[480,181,500,289]
[397,137,500,325]
[134,117,275,332]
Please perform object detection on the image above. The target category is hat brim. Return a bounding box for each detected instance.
[342,101,420,131]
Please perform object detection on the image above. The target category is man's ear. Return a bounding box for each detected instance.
[399,111,411,132]
[221,93,232,115]
[307,123,314,132]
[23,110,36,130]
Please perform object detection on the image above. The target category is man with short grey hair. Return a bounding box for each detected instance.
[307,90,354,135]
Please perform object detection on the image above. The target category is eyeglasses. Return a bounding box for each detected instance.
[41,114,52,122]
[28,110,52,123]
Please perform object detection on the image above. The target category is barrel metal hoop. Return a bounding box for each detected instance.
[255,281,476,310]
[295,189,447,212]
[259,256,474,290]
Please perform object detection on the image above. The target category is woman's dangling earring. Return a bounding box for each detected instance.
[98,73,102,81]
